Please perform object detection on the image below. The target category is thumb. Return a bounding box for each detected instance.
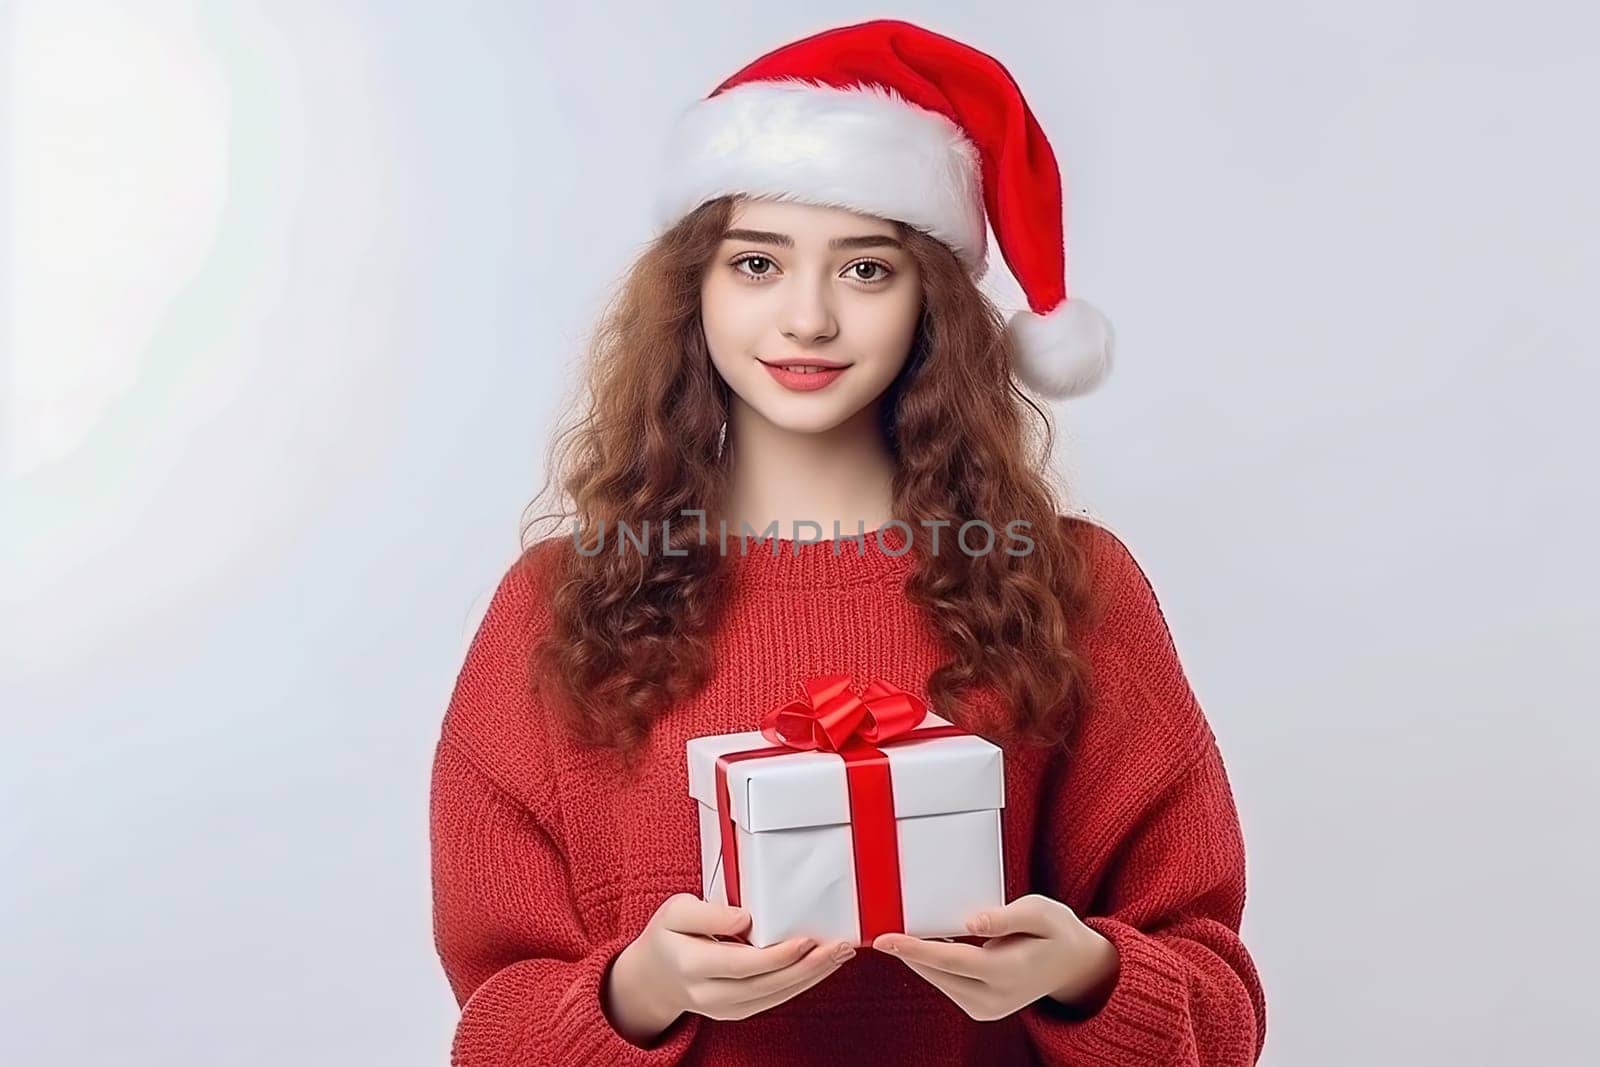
[671,896,751,937]
[707,903,753,936]
[966,895,1057,937]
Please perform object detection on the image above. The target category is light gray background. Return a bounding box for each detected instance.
[3,2,1596,1064]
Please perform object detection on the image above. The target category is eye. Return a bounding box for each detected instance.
[846,260,894,284]
[730,254,778,280]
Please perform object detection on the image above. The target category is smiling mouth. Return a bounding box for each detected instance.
[757,359,852,374]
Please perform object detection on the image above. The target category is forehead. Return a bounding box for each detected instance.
[726,196,898,239]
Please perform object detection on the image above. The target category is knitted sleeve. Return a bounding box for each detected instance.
[1020,527,1268,1065]
[429,556,703,1065]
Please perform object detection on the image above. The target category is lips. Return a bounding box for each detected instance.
[761,359,849,392]
[759,358,849,370]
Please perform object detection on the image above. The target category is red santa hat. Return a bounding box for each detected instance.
[652,18,1114,400]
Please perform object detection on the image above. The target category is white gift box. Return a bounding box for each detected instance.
[685,710,1006,949]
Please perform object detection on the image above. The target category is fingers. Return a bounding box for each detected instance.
[728,954,844,1018]
[660,894,751,938]
[889,953,985,1023]
[686,933,817,979]
[872,934,990,979]
[719,940,854,1013]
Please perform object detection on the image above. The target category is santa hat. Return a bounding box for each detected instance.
[651,18,1113,400]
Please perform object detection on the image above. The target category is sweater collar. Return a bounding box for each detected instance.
[718,523,916,590]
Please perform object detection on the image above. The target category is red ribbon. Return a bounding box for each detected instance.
[713,674,967,945]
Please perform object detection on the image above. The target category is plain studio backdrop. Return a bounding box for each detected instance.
[2,2,1595,1064]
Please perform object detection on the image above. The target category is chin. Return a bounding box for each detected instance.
[751,396,859,435]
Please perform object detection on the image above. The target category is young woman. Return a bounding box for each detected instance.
[430,20,1265,1066]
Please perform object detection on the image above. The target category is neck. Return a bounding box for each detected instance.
[720,399,897,542]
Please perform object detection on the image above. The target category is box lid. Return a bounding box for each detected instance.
[686,711,1005,833]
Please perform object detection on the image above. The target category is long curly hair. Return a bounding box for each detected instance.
[519,195,1102,759]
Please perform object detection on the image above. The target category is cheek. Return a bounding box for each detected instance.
[858,290,922,366]
[701,279,760,358]
[699,284,733,366]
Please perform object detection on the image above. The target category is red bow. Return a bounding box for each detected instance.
[759,673,928,753]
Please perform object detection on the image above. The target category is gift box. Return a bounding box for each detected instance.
[685,674,1006,949]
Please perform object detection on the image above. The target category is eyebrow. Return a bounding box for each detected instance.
[721,228,904,252]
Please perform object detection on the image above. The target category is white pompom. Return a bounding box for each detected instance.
[1005,298,1115,399]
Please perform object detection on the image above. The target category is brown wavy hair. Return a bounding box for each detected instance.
[519,195,1102,761]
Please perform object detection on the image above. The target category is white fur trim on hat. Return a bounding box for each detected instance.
[654,79,989,276]
[1006,298,1115,399]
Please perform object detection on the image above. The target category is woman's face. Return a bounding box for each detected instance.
[700,197,923,435]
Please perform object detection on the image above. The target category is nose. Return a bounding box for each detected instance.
[779,276,838,346]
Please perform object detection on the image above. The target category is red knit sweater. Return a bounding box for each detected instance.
[429,516,1266,1065]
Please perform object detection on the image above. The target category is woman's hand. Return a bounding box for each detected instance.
[871,894,1120,1022]
[603,894,855,1044]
